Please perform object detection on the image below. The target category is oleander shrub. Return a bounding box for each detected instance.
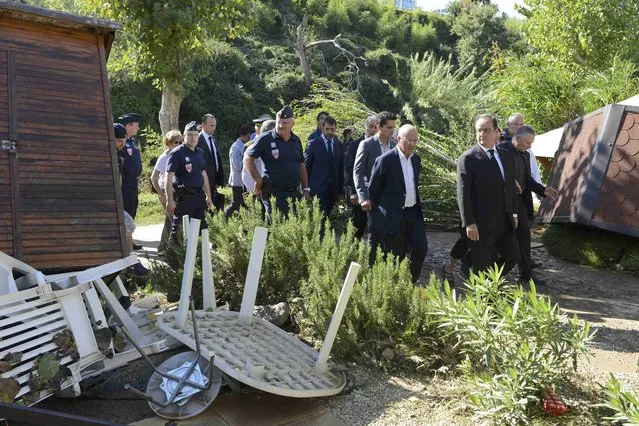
[422,266,594,425]
[600,374,639,425]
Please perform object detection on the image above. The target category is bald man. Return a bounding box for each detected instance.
[368,125,428,283]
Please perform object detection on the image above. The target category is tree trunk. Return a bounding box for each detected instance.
[296,15,312,88]
[158,83,183,136]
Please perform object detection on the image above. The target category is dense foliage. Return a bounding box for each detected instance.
[150,199,594,423]
[24,0,639,218]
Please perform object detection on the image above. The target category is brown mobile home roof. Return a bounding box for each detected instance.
[0,1,121,56]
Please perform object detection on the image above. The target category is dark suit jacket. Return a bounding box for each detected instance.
[498,141,546,219]
[368,147,424,235]
[457,143,518,231]
[197,133,225,190]
[344,135,364,199]
[304,136,344,199]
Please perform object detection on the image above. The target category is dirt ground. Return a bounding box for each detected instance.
[37,230,639,425]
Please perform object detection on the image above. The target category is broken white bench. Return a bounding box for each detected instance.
[157,218,360,398]
[0,281,104,404]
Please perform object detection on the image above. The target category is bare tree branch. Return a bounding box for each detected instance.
[295,14,367,88]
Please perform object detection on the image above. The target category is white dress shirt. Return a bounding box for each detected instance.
[398,148,417,208]
[528,149,542,184]
[201,130,219,171]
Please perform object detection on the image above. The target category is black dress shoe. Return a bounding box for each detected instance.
[519,272,546,285]
[133,243,143,250]
[531,261,543,269]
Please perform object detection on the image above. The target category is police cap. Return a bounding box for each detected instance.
[184,121,199,133]
[118,113,141,125]
[276,106,294,119]
[252,113,273,124]
[113,123,126,139]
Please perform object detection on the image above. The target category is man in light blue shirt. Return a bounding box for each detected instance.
[224,123,253,219]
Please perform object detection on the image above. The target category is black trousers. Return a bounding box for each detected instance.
[262,190,300,223]
[170,192,207,241]
[121,179,139,219]
[381,206,428,284]
[350,204,367,239]
[450,221,470,259]
[469,215,519,276]
[516,196,532,278]
[224,186,247,219]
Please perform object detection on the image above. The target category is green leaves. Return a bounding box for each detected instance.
[522,0,639,70]
[423,265,594,423]
[600,374,639,424]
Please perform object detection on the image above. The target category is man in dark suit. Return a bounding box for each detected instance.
[457,114,520,276]
[368,125,427,284]
[198,113,225,211]
[498,125,557,284]
[353,111,397,265]
[304,116,344,215]
[344,115,377,238]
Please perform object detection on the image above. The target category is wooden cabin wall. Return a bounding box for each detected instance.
[0,17,126,270]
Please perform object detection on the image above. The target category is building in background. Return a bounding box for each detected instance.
[395,0,416,10]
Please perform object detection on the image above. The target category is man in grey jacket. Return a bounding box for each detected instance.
[224,123,253,218]
[353,111,397,264]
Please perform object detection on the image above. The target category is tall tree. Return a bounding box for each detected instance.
[520,0,639,69]
[449,0,512,73]
[86,0,251,134]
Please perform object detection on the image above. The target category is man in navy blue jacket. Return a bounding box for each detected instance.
[368,124,428,283]
[304,116,344,215]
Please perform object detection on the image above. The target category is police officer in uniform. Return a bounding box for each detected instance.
[165,121,213,240]
[114,123,149,275]
[244,106,310,221]
[117,113,143,220]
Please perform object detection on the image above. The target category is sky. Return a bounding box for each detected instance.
[415,0,523,17]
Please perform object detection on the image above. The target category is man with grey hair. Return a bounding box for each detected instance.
[498,125,557,284]
[502,113,542,185]
[368,124,427,283]
[344,114,378,238]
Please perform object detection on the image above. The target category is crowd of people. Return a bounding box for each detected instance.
[111,107,557,285]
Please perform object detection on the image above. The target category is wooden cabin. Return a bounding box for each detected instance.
[0,3,126,271]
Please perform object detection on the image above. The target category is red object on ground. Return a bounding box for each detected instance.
[542,387,569,416]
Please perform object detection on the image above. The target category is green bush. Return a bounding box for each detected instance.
[600,374,639,425]
[542,224,639,270]
[402,52,489,144]
[580,55,639,114]
[299,233,418,359]
[490,54,584,133]
[423,266,594,424]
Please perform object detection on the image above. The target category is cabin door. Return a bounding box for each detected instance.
[0,50,21,258]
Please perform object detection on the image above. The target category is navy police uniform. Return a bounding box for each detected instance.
[246,107,303,219]
[117,113,143,219]
[167,138,208,237]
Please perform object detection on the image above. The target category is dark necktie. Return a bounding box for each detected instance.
[488,149,503,181]
[327,139,336,177]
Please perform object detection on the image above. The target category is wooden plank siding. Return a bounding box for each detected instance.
[0,10,125,271]
[0,50,14,256]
